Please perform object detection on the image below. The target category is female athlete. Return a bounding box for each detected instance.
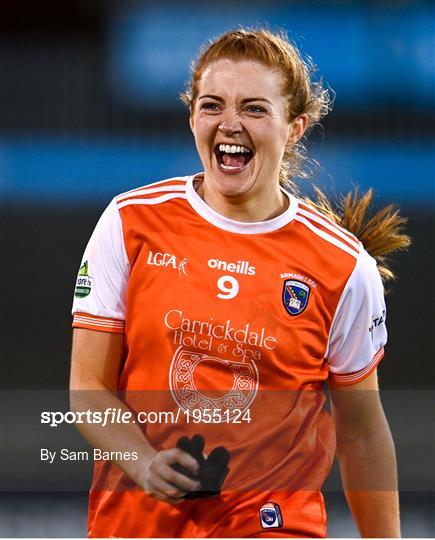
[70,29,409,537]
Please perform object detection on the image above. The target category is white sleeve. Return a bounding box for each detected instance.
[71,198,130,333]
[326,249,387,385]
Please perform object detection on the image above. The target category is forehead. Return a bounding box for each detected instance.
[198,58,285,99]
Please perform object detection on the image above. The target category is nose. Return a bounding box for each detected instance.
[218,118,243,136]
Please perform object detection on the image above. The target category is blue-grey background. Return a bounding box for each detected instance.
[1,0,434,536]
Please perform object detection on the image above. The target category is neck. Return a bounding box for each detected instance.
[196,179,289,223]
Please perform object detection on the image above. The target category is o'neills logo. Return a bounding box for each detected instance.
[147,251,187,275]
[208,258,255,276]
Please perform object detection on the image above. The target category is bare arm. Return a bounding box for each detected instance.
[70,328,200,503]
[330,370,401,537]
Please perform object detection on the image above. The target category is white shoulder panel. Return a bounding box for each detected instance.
[72,198,130,320]
[326,248,387,380]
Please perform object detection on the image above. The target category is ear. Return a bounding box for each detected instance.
[287,114,308,146]
[189,114,195,134]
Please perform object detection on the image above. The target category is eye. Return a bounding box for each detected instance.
[200,102,221,112]
[245,105,267,115]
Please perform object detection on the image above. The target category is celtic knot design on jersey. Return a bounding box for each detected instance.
[169,347,259,421]
[176,357,197,385]
[234,371,255,390]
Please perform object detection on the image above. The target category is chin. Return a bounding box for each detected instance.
[210,168,256,198]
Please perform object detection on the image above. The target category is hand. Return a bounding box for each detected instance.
[171,435,230,498]
[141,448,201,504]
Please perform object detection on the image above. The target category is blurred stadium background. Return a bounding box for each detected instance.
[1,0,434,537]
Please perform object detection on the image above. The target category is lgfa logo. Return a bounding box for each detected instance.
[147,251,188,276]
[208,258,255,276]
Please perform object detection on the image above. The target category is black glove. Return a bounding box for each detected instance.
[171,434,230,498]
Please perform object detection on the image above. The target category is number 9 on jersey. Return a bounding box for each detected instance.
[217,275,239,300]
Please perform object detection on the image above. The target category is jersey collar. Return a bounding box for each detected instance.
[185,174,298,235]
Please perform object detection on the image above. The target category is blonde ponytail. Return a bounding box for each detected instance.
[306,188,411,282]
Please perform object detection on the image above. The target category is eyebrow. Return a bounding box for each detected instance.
[198,94,272,105]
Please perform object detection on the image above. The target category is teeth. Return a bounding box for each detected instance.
[218,144,251,154]
[221,164,241,170]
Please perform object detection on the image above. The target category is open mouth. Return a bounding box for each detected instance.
[214,143,254,173]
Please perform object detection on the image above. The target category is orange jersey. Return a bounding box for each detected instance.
[72,174,387,537]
